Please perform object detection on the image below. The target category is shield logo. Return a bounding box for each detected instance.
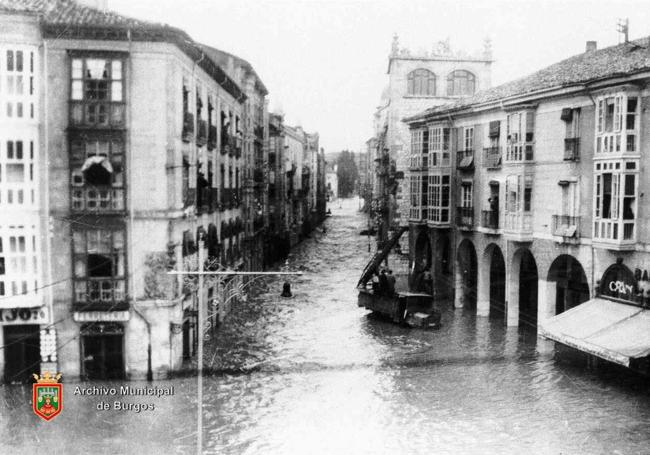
[32,372,63,421]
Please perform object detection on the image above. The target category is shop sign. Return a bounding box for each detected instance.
[0,306,49,325]
[599,261,650,305]
[72,311,129,322]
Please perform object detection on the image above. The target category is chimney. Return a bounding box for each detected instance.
[586,41,597,53]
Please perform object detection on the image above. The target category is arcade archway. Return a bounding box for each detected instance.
[547,255,590,315]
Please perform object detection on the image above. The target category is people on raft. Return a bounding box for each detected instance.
[370,268,397,297]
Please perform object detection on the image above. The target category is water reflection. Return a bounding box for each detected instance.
[1,198,648,454]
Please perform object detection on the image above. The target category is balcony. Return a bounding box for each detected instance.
[456,206,474,229]
[409,206,427,223]
[235,136,242,158]
[552,214,580,241]
[73,278,128,311]
[593,219,636,250]
[72,188,125,212]
[196,119,208,147]
[220,188,240,210]
[69,101,125,129]
[182,112,194,143]
[483,147,502,169]
[505,142,534,163]
[208,125,217,150]
[504,212,533,241]
[409,154,428,170]
[564,138,580,161]
[481,210,499,231]
[254,125,264,140]
[221,132,232,155]
[456,150,474,171]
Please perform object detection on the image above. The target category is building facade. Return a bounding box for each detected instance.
[0,0,274,381]
[404,38,650,371]
[370,36,493,246]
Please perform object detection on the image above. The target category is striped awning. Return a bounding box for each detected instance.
[539,298,650,367]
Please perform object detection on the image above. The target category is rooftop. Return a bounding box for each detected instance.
[0,0,248,101]
[405,37,650,123]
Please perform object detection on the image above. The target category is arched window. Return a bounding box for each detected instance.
[446,70,476,96]
[407,69,436,96]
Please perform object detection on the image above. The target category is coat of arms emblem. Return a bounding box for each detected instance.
[32,372,63,421]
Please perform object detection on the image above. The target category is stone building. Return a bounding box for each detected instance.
[0,0,269,381]
[370,35,493,245]
[405,38,650,372]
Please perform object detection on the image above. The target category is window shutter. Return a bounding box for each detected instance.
[489,120,500,138]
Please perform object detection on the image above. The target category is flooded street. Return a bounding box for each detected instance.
[2,198,649,455]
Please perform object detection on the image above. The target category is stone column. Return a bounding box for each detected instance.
[477,253,490,317]
[506,265,519,327]
[537,278,556,328]
[454,255,464,308]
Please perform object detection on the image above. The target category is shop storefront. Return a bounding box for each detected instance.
[540,260,650,373]
[1,306,50,383]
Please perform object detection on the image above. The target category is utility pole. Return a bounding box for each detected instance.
[169,265,302,454]
[196,235,205,455]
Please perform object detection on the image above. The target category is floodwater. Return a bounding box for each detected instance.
[1,198,649,455]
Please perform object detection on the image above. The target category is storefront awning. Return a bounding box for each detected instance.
[539,298,650,367]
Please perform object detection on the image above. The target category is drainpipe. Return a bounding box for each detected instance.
[132,306,153,381]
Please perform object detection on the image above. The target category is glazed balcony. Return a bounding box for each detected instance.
[71,187,125,212]
[593,219,636,251]
[564,138,580,161]
[504,212,533,241]
[69,101,125,129]
[483,147,502,170]
[409,154,428,170]
[456,206,474,229]
[73,278,128,311]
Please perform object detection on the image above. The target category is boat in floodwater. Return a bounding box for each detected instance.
[356,227,440,328]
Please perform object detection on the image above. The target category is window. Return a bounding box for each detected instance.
[3,48,36,120]
[596,94,639,154]
[428,174,451,223]
[463,127,474,151]
[505,111,535,162]
[461,183,472,208]
[410,129,428,168]
[504,174,533,232]
[70,139,124,211]
[407,69,436,96]
[446,70,476,96]
[429,126,450,167]
[72,229,125,304]
[594,160,638,242]
[70,56,125,127]
[409,175,424,220]
[0,231,38,298]
[1,140,36,206]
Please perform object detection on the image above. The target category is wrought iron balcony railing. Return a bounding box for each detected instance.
[552,214,580,238]
[483,147,502,169]
[456,206,474,228]
[481,210,499,230]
